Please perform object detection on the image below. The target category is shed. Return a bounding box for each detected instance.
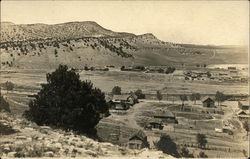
[202,96,215,108]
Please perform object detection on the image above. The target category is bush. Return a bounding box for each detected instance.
[156,135,180,157]
[112,86,121,95]
[196,133,207,149]
[23,65,109,134]
[0,96,11,112]
[134,89,145,99]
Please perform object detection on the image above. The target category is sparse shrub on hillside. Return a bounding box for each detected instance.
[23,65,109,135]
[112,86,122,95]
[69,46,73,51]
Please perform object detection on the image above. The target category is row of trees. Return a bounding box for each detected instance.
[155,91,226,106]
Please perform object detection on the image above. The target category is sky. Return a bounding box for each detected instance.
[1,1,249,45]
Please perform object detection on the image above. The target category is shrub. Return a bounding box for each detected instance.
[112,86,121,95]
[196,133,207,149]
[135,89,145,99]
[156,135,180,157]
[23,65,109,134]
[0,96,11,112]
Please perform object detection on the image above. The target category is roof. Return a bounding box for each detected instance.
[154,110,175,118]
[129,130,147,141]
[148,118,162,124]
[112,95,131,101]
[201,96,215,102]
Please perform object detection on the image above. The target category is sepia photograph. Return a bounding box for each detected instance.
[0,0,249,158]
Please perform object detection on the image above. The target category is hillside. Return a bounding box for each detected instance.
[0,21,248,69]
[0,111,174,158]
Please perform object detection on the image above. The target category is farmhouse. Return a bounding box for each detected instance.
[202,96,215,108]
[126,130,149,149]
[153,111,178,124]
[238,101,249,110]
[237,110,249,120]
[145,118,164,130]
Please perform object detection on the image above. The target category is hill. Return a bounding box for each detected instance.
[0,21,248,69]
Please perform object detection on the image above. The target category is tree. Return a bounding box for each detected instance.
[135,89,145,99]
[199,151,208,158]
[112,86,121,95]
[180,94,188,110]
[215,91,225,106]
[190,93,201,104]
[156,90,163,102]
[120,66,125,71]
[156,135,180,157]
[180,147,194,158]
[196,133,207,149]
[243,121,249,135]
[5,81,14,94]
[23,65,109,134]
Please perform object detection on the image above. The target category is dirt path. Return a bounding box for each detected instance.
[113,102,147,129]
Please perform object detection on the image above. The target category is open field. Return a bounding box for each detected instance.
[0,67,248,158]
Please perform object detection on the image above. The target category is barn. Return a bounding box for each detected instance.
[202,96,215,107]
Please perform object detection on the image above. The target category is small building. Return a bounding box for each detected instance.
[202,96,215,108]
[145,118,164,130]
[126,130,149,149]
[238,101,250,110]
[237,110,249,120]
[228,67,237,70]
[112,94,138,105]
[153,111,178,124]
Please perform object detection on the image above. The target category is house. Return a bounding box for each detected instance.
[228,67,237,70]
[202,96,215,108]
[237,110,249,120]
[145,118,163,130]
[112,94,138,105]
[126,130,149,149]
[238,101,250,110]
[153,110,178,124]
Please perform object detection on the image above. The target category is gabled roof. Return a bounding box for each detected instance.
[201,96,215,102]
[129,130,147,141]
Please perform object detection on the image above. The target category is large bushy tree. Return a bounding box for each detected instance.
[24,65,109,134]
[156,135,180,157]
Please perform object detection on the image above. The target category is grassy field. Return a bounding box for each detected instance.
[0,68,248,158]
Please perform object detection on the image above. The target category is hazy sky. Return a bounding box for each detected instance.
[1,1,249,45]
